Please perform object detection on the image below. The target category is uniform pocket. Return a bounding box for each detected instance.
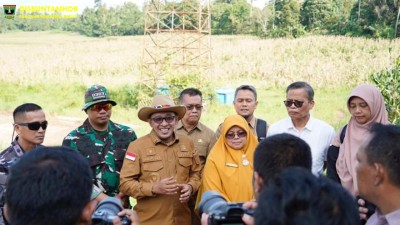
[195,142,209,158]
[114,149,127,172]
[177,152,193,167]
[142,157,163,172]
[178,157,192,167]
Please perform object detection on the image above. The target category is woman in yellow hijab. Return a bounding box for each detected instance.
[196,114,259,208]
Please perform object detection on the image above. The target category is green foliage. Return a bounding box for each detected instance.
[77,3,144,37]
[0,4,144,37]
[2,0,400,39]
[211,0,251,34]
[165,73,216,102]
[111,85,139,109]
[370,57,400,124]
[0,81,85,114]
[344,0,398,37]
[300,0,340,33]
[272,0,305,37]
[251,6,274,37]
[111,84,153,109]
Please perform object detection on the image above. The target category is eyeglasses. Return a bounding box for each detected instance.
[150,116,176,124]
[16,121,48,131]
[90,103,112,112]
[185,105,203,111]
[283,100,304,108]
[226,131,247,140]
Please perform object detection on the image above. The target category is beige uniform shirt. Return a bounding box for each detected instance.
[176,121,217,166]
[119,131,201,225]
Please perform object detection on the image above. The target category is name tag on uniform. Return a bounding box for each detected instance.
[225,163,238,168]
[126,152,137,161]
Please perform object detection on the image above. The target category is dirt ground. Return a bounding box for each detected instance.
[0,112,84,149]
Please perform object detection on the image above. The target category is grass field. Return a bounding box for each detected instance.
[0,31,398,148]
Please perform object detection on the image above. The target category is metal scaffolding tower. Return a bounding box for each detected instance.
[142,0,212,86]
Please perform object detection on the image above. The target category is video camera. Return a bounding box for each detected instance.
[92,197,131,225]
[198,191,253,225]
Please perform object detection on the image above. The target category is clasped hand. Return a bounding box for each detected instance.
[151,177,192,203]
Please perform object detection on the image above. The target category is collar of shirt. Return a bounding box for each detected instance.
[287,116,314,132]
[176,120,204,132]
[11,137,25,156]
[150,129,179,146]
[385,208,400,225]
[82,119,115,134]
[248,116,257,130]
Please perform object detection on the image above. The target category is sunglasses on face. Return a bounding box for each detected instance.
[185,105,203,111]
[226,130,247,140]
[16,121,48,131]
[283,100,304,108]
[90,103,112,112]
[150,116,176,124]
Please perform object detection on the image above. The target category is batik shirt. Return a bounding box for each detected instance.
[62,119,137,196]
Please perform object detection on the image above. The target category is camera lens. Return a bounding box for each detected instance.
[92,197,124,224]
[198,191,228,216]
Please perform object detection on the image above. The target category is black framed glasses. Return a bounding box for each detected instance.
[150,116,176,124]
[283,100,304,108]
[226,130,247,140]
[16,121,48,131]
[185,105,203,111]
[90,103,112,112]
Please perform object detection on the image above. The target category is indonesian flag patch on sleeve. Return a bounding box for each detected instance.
[126,152,137,161]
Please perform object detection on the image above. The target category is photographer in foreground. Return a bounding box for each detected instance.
[200,134,359,225]
[200,133,313,225]
[4,146,139,225]
[255,167,359,225]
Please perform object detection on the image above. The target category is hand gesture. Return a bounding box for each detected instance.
[177,184,192,203]
[242,200,257,225]
[112,209,139,225]
[152,177,179,195]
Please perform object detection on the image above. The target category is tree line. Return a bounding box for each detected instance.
[1,0,399,38]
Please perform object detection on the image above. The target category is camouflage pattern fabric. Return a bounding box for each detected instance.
[82,84,117,110]
[62,119,137,196]
[0,138,43,225]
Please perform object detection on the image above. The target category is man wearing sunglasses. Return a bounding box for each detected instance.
[0,103,47,225]
[175,88,216,225]
[267,81,335,176]
[62,84,137,206]
[176,88,216,167]
[120,95,201,225]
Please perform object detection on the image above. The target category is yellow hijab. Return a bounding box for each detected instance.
[196,115,258,210]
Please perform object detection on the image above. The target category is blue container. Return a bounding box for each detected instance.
[215,87,235,104]
[156,84,170,95]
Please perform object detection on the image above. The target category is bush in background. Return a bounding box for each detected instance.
[370,56,400,124]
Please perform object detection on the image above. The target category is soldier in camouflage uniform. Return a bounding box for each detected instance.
[0,103,47,225]
[62,84,137,205]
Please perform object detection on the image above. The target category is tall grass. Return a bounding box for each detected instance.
[0,31,397,147]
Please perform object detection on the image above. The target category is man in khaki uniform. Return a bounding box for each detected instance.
[120,95,201,225]
[176,88,216,167]
[175,88,216,225]
[215,85,268,142]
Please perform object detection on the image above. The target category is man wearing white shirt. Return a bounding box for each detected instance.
[267,81,335,175]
